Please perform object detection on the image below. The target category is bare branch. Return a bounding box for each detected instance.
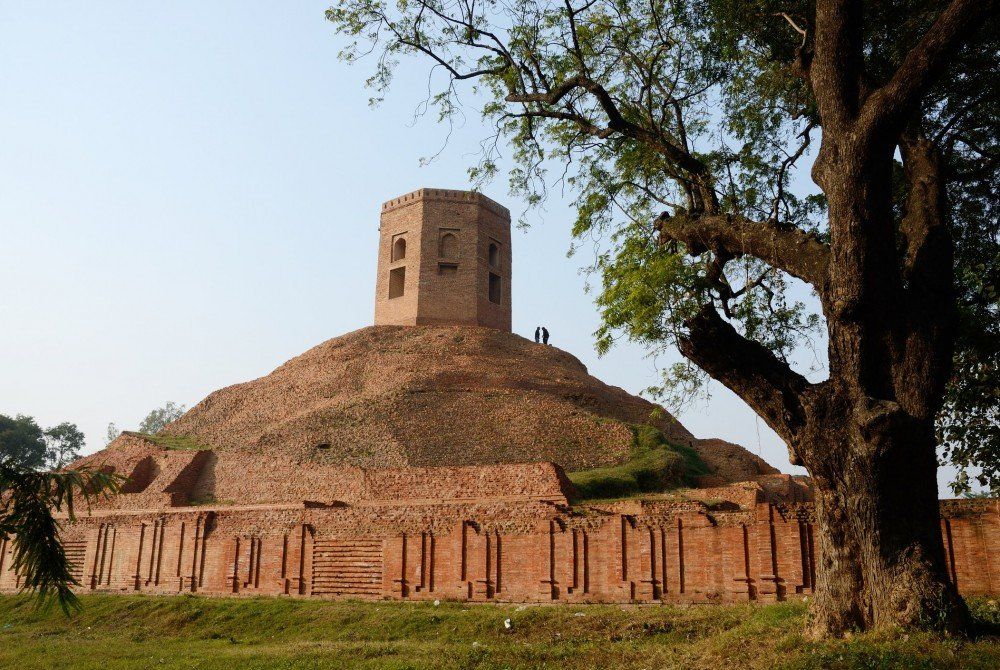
[770,122,816,223]
[507,73,718,209]
[775,12,808,47]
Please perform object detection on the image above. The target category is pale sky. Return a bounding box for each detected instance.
[0,3,964,493]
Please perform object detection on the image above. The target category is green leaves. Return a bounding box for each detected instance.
[0,464,123,614]
[44,423,86,471]
[0,415,48,471]
[136,402,187,436]
[327,0,998,486]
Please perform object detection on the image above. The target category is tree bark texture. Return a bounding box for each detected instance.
[461,0,995,637]
[801,392,968,636]
[683,307,969,636]
[672,0,996,636]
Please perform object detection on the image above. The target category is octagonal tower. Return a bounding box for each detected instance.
[374,188,512,331]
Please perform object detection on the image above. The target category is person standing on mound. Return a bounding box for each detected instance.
[534,326,541,343]
[542,327,550,345]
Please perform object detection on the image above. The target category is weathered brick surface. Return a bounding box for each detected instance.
[374,189,512,331]
[130,324,727,473]
[5,491,996,603]
[20,189,991,605]
[72,440,574,509]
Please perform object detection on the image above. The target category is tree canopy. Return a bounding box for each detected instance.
[44,422,86,471]
[137,402,186,436]
[0,414,48,471]
[1,415,88,472]
[328,0,998,634]
[104,402,187,447]
[328,0,998,494]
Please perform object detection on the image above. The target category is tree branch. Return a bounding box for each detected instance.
[860,0,998,135]
[656,212,830,288]
[899,133,952,291]
[776,13,808,47]
[895,132,956,419]
[811,0,863,128]
[507,74,709,178]
[770,122,816,223]
[679,305,810,461]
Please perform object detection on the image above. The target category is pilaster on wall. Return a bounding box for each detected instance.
[6,500,997,604]
[130,519,169,591]
[0,538,17,590]
[391,530,436,597]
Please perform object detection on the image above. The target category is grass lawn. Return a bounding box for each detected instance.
[0,594,997,670]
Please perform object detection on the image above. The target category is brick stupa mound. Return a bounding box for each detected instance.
[168,325,696,469]
[77,325,775,507]
[36,190,994,607]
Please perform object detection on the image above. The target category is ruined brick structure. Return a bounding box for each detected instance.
[375,189,511,331]
[2,452,997,603]
[7,189,997,604]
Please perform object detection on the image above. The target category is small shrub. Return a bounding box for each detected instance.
[567,425,709,500]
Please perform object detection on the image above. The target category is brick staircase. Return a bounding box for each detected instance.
[312,539,383,597]
[64,541,87,584]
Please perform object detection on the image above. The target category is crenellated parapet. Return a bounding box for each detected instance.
[374,188,512,331]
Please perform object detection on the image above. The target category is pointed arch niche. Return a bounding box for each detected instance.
[439,229,458,259]
[391,235,407,262]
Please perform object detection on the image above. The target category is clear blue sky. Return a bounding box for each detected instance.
[0,3,963,491]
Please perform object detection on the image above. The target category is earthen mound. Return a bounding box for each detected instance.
[692,438,779,486]
[162,325,696,471]
[82,325,776,492]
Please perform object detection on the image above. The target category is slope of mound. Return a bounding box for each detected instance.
[160,325,696,472]
[693,438,780,486]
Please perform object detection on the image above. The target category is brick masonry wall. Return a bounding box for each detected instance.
[3,498,997,603]
[374,189,512,331]
[72,442,576,509]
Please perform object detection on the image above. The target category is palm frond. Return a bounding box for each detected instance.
[0,463,122,614]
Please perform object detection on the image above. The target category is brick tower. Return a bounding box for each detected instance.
[374,188,512,331]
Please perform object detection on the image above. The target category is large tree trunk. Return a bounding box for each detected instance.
[680,302,968,637]
[668,0,994,637]
[802,395,968,637]
[789,57,968,627]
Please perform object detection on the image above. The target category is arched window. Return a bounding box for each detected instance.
[392,237,406,262]
[488,242,500,268]
[439,232,457,258]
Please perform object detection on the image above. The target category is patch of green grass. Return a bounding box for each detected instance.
[0,594,996,669]
[141,433,212,451]
[567,424,710,500]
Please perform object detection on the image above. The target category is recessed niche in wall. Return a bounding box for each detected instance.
[388,266,406,299]
[439,229,459,258]
[392,236,406,262]
[488,272,502,304]
[438,262,458,276]
[120,456,159,494]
